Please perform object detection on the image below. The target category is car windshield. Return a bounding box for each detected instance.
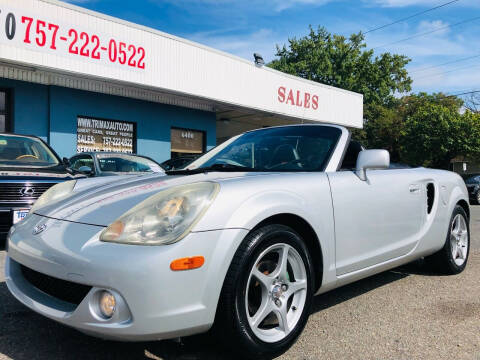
[161,156,198,171]
[465,175,480,184]
[188,126,342,172]
[0,134,60,168]
[97,154,163,173]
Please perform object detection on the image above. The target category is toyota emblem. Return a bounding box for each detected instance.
[32,224,47,235]
[19,187,35,197]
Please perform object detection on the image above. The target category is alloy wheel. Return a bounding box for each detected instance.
[245,243,308,343]
[450,214,469,266]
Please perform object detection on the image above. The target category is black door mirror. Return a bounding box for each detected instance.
[62,157,70,166]
[78,166,93,176]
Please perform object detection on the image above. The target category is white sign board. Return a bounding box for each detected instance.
[0,0,363,128]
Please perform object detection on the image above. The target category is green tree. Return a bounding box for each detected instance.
[400,103,480,168]
[366,93,465,162]
[363,103,403,162]
[268,26,412,106]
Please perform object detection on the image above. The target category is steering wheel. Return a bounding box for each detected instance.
[215,158,246,167]
[266,159,304,170]
[16,154,39,160]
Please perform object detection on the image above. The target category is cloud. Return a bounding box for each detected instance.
[187,28,281,61]
[272,0,333,12]
[364,0,480,7]
[63,0,97,4]
[416,19,450,35]
[151,0,334,12]
[367,0,446,7]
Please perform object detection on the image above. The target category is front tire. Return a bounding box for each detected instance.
[427,205,470,274]
[215,224,315,359]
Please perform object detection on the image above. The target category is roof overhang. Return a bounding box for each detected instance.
[0,0,363,129]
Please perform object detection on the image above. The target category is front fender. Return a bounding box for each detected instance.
[193,174,337,291]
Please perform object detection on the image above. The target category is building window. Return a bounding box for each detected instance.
[0,90,11,133]
[171,127,205,158]
[76,116,136,153]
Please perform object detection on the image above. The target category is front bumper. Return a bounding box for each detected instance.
[5,214,248,341]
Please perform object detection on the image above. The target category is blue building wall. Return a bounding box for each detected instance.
[0,78,216,163]
[0,78,49,140]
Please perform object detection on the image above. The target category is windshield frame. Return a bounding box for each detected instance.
[185,125,344,173]
[0,133,62,168]
[94,153,163,174]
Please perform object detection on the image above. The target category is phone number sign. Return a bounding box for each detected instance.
[0,7,146,70]
[77,117,136,154]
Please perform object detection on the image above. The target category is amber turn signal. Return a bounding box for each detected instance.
[170,256,205,271]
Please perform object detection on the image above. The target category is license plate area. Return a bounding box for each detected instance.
[13,209,30,224]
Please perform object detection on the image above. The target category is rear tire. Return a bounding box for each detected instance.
[427,205,470,274]
[214,224,315,359]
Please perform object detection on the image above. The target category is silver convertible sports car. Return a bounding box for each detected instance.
[5,125,470,358]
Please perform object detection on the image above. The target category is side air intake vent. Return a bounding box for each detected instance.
[427,183,435,214]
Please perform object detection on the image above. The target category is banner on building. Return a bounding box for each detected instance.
[77,116,136,153]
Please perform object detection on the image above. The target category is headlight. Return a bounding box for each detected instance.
[100,182,219,245]
[30,180,77,213]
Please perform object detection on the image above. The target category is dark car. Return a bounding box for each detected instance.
[160,155,199,171]
[462,173,480,204]
[0,133,81,246]
[69,152,164,177]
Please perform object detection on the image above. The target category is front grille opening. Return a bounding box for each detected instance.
[20,265,92,306]
[0,183,57,202]
[427,183,435,214]
[0,212,12,233]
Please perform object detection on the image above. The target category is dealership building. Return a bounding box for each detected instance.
[0,0,362,163]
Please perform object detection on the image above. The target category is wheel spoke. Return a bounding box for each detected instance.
[452,216,460,236]
[286,279,307,297]
[450,234,457,244]
[271,245,290,281]
[250,299,273,328]
[253,268,273,289]
[456,246,464,260]
[459,216,467,232]
[451,242,458,259]
[273,305,290,335]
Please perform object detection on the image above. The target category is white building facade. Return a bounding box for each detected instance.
[0,0,363,162]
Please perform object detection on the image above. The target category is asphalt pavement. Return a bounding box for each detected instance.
[0,207,479,360]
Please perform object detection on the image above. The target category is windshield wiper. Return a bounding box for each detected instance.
[166,163,256,175]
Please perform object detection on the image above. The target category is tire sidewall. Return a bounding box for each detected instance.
[232,225,315,357]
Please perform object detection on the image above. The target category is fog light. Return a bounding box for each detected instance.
[99,291,116,318]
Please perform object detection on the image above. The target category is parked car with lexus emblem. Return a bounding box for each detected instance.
[4,124,470,359]
[461,173,480,204]
[0,133,82,248]
[69,152,165,177]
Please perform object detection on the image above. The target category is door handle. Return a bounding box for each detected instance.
[409,184,421,194]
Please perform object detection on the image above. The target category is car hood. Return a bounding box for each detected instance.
[33,172,251,226]
[0,164,81,181]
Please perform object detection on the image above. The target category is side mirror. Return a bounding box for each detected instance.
[78,166,93,176]
[356,149,390,181]
[62,157,70,166]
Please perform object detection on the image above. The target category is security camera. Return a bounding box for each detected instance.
[254,53,265,67]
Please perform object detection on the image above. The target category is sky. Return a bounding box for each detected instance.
[64,0,480,98]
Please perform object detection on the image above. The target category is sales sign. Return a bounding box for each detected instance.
[77,117,136,154]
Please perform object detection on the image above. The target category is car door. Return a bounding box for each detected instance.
[327,168,426,276]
